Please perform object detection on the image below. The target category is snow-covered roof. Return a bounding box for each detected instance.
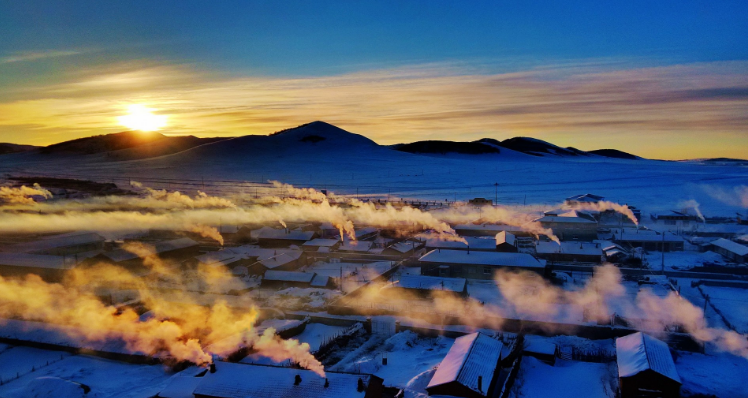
[427,332,507,396]
[616,332,681,384]
[252,227,315,241]
[10,231,105,253]
[424,236,497,250]
[566,193,604,203]
[263,270,315,283]
[0,252,76,269]
[391,275,466,293]
[454,224,524,233]
[536,212,597,224]
[303,238,340,247]
[191,362,373,398]
[195,249,246,266]
[389,241,417,253]
[338,240,373,252]
[524,337,556,356]
[258,251,302,269]
[310,274,330,287]
[615,231,684,243]
[536,241,602,256]
[158,374,203,398]
[495,231,515,246]
[101,237,198,262]
[419,249,546,269]
[705,238,748,256]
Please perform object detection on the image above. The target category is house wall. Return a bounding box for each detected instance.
[540,222,598,241]
[619,370,681,398]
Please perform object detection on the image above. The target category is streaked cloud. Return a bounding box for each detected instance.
[0,60,747,159]
[0,50,81,64]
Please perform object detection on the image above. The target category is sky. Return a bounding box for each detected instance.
[0,0,747,159]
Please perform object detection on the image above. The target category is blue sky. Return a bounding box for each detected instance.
[1,1,747,158]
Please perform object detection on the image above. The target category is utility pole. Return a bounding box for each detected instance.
[494,182,498,206]
[661,232,666,272]
[703,294,710,314]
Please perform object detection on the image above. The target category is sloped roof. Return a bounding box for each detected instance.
[566,193,605,203]
[263,270,314,283]
[419,249,546,269]
[536,241,602,256]
[424,236,498,250]
[310,274,330,287]
[391,275,466,293]
[338,240,373,252]
[495,231,516,246]
[303,238,340,247]
[101,237,198,262]
[252,227,314,241]
[0,252,75,269]
[427,332,507,396]
[616,332,681,384]
[706,238,748,256]
[191,362,373,398]
[10,231,105,253]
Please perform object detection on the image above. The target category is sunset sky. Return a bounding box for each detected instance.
[1,1,747,159]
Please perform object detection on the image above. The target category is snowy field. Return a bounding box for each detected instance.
[699,285,748,333]
[292,323,348,352]
[509,356,618,398]
[644,250,726,271]
[330,331,454,397]
[675,351,748,398]
[0,348,172,398]
[2,126,748,216]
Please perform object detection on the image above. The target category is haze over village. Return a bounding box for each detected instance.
[1,2,748,398]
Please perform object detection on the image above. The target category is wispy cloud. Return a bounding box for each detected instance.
[0,50,81,65]
[0,60,747,158]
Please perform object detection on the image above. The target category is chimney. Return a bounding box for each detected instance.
[324,378,330,388]
[357,378,365,392]
[209,363,216,373]
[294,375,302,385]
[467,245,470,255]
[478,375,483,392]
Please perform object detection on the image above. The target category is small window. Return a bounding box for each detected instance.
[483,267,491,275]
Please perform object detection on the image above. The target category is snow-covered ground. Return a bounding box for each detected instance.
[3,125,748,217]
[0,350,172,398]
[292,323,348,352]
[699,285,748,333]
[330,331,454,398]
[509,356,617,398]
[644,250,726,271]
[675,351,748,398]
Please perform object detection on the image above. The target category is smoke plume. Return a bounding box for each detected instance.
[0,183,52,204]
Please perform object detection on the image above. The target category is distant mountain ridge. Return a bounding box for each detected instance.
[390,136,642,159]
[2,121,643,160]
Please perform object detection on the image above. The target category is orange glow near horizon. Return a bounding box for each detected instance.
[117,104,168,132]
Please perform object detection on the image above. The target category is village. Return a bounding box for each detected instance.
[0,181,747,398]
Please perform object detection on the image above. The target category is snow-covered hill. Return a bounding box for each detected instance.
[0,121,746,216]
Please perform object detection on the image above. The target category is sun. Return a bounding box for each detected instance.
[117,104,168,132]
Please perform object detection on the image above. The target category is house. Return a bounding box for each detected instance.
[453,224,527,237]
[302,238,341,252]
[225,246,303,274]
[565,193,605,206]
[158,361,384,398]
[650,210,702,228]
[494,231,518,252]
[423,236,498,252]
[338,240,374,253]
[614,230,685,252]
[0,252,77,282]
[468,197,492,206]
[195,249,252,269]
[386,274,468,297]
[426,332,509,398]
[535,241,603,263]
[383,240,424,256]
[9,231,105,255]
[261,270,316,288]
[616,332,681,398]
[536,209,598,241]
[419,249,547,279]
[701,238,748,263]
[92,237,200,268]
[522,337,557,365]
[251,227,315,247]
